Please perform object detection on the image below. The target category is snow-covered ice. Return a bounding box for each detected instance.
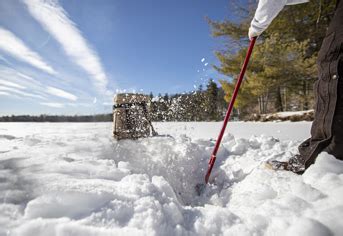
[0,122,342,236]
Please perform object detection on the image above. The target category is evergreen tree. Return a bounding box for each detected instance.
[204,79,219,121]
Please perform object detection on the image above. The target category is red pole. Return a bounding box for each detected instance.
[205,37,256,184]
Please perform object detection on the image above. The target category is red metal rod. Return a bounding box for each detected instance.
[205,37,256,184]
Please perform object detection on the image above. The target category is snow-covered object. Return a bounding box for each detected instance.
[275,110,314,118]
[252,110,314,122]
[0,122,341,235]
[113,93,152,140]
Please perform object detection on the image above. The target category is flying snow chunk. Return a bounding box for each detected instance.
[204,63,208,66]
[201,58,205,62]
[93,97,97,104]
[152,96,160,102]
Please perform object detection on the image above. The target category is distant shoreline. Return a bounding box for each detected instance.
[0,114,113,122]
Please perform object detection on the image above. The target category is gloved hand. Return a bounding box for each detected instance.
[248,27,260,41]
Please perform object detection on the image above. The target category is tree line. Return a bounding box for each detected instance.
[0,114,112,122]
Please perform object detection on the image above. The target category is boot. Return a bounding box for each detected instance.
[265,155,305,174]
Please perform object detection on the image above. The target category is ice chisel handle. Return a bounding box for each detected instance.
[205,37,257,184]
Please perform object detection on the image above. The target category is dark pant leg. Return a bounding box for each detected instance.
[324,60,343,160]
[298,60,342,167]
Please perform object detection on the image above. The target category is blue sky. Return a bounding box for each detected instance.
[0,0,243,115]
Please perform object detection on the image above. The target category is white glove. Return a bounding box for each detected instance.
[248,27,260,40]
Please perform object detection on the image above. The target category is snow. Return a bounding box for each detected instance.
[275,110,313,118]
[0,122,342,236]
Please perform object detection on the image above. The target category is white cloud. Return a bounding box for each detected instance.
[16,71,36,81]
[24,0,109,94]
[40,102,64,108]
[0,66,81,105]
[46,86,77,101]
[0,66,50,101]
[0,27,56,75]
[0,91,10,96]
[0,54,13,66]
[0,65,41,86]
[67,102,92,107]
[0,85,46,100]
[0,79,25,89]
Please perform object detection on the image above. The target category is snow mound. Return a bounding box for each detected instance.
[0,123,342,235]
